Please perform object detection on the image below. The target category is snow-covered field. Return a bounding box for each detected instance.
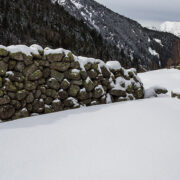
[139,69,180,94]
[0,69,180,180]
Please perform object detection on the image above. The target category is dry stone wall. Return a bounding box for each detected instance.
[0,45,144,121]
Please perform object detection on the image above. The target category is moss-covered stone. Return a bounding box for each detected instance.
[29,70,43,81]
[70,77,82,84]
[32,99,44,113]
[46,89,58,98]
[84,63,92,71]
[83,78,94,92]
[88,69,98,79]
[9,60,16,70]
[126,85,133,93]
[66,69,81,80]
[59,90,68,100]
[68,85,80,97]
[26,93,34,103]
[61,79,70,90]
[10,52,32,62]
[92,63,99,70]
[128,71,134,78]
[70,61,80,69]
[8,92,16,99]
[13,108,29,120]
[15,62,25,72]
[78,89,89,100]
[64,97,79,107]
[17,90,27,100]
[93,86,104,98]
[46,53,64,62]
[67,52,74,62]
[15,82,24,90]
[0,105,15,121]
[45,97,53,105]
[47,78,60,90]
[110,89,126,97]
[43,68,51,79]
[0,90,4,97]
[80,71,88,80]
[0,47,8,57]
[35,90,42,99]
[5,81,17,92]
[25,81,37,91]
[50,62,70,72]
[44,105,54,114]
[80,99,92,106]
[0,61,8,76]
[11,100,21,110]
[101,66,111,78]
[0,95,10,105]
[155,88,168,95]
[52,100,62,112]
[134,88,144,99]
[51,70,64,82]
[128,95,134,100]
[38,60,49,67]
[23,64,38,77]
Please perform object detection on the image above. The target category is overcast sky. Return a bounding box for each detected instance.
[95,0,180,27]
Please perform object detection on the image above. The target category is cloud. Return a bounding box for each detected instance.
[95,0,180,26]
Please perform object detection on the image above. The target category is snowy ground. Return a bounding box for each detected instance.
[138,69,180,94]
[0,69,180,180]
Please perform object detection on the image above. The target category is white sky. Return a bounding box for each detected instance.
[95,0,180,27]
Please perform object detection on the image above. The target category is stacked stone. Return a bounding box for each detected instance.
[0,45,144,121]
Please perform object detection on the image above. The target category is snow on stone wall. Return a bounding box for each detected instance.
[0,45,144,121]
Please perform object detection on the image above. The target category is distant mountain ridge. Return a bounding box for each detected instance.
[53,0,180,70]
[160,21,180,37]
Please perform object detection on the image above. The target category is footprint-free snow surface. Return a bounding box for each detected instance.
[1,69,180,180]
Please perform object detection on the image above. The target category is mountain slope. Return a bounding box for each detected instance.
[0,0,122,62]
[0,0,179,70]
[54,0,180,70]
